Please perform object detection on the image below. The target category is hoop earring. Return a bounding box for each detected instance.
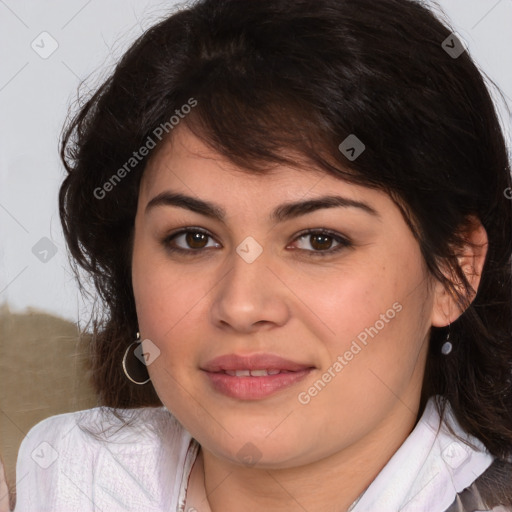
[122,332,151,385]
[441,323,452,355]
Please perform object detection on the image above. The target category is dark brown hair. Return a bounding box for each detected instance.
[59,0,512,460]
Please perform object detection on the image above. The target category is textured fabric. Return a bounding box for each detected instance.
[443,458,512,512]
[13,407,193,511]
[12,396,512,511]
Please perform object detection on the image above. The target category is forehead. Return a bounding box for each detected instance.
[139,125,388,212]
[142,126,322,190]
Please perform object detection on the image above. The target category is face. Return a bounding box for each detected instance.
[131,125,436,469]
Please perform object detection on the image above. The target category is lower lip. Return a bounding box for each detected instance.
[202,369,313,400]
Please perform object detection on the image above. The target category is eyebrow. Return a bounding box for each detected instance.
[145,191,380,222]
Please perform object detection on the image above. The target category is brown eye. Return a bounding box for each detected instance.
[163,229,220,254]
[185,232,209,249]
[291,229,352,256]
[309,234,335,251]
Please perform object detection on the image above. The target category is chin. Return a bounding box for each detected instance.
[199,425,310,467]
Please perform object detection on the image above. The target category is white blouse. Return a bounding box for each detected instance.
[12,396,512,511]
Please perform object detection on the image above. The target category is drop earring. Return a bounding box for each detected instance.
[441,323,452,355]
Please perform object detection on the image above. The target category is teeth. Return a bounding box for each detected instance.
[250,369,270,376]
[224,369,283,377]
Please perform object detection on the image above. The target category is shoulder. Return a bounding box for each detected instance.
[18,405,183,458]
[430,398,512,511]
[469,456,512,510]
[13,406,191,511]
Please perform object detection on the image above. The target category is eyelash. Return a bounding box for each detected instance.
[161,227,353,257]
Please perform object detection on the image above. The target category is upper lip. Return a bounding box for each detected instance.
[201,353,314,372]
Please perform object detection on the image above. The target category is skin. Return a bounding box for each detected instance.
[131,125,488,512]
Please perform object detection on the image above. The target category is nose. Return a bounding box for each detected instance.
[209,245,290,333]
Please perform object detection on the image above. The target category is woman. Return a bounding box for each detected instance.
[12,0,512,510]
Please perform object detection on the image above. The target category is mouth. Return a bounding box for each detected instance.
[221,369,296,377]
[201,353,315,400]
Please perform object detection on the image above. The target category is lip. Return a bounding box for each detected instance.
[201,353,315,400]
[201,353,313,372]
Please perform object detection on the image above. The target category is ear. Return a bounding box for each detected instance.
[431,216,488,327]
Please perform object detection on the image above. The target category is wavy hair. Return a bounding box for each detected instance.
[59,0,512,459]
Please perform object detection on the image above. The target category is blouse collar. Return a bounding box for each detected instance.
[174,396,494,512]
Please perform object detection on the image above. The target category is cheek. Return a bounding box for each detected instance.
[133,265,196,350]
[307,247,430,386]
[297,261,402,353]
[131,238,215,380]
[131,248,204,413]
